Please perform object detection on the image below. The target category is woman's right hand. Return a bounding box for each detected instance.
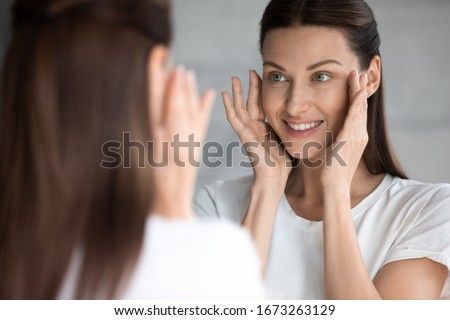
[223,71,289,270]
[222,70,292,185]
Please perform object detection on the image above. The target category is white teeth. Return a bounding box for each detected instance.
[287,121,322,131]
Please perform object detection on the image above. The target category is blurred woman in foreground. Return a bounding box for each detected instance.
[0,0,264,299]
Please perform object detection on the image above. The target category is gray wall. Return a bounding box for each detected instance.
[1,0,449,187]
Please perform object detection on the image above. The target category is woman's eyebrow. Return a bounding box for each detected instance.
[263,59,343,72]
[306,59,343,71]
[263,61,287,71]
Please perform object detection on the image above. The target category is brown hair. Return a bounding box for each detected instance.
[260,0,407,179]
[0,0,171,299]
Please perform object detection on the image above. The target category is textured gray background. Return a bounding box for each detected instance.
[1,0,449,188]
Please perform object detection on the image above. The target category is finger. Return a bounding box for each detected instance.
[339,73,370,137]
[222,91,244,132]
[161,67,180,127]
[247,70,264,120]
[186,69,200,114]
[348,70,360,103]
[354,87,369,113]
[222,91,236,120]
[232,77,249,121]
[166,66,185,120]
[360,73,369,101]
[352,73,369,113]
[348,73,369,116]
[341,88,370,138]
[200,89,216,127]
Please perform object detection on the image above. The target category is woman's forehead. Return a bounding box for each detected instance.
[262,26,356,67]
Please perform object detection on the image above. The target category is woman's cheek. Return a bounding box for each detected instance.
[262,89,281,124]
[315,85,347,118]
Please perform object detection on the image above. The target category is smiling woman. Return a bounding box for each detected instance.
[195,0,450,300]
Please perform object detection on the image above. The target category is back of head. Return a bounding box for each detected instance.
[260,0,407,179]
[0,0,171,299]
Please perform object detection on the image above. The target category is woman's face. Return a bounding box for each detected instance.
[262,26,361,159]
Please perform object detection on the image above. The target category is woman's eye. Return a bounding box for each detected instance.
[313,73,331,82]
[270,73,288,82]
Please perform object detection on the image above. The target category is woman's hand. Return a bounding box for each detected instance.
[320,71,381,299]
[321,70,369,190]
[152,66,216,218]
[222,70,292,185]
[223,70,290,270]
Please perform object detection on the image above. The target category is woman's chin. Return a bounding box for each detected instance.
[285,148,325,168]
[285,147,318,159]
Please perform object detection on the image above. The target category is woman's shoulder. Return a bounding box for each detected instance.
[122,215,264,299]
[194,174,254,223]
[145,215,261,265]
[379,175,450,235]
[390,175,450,192]
[196,174,255,199]
[379,177,450,299]
[147,214,253,246]
[388,175,450,208]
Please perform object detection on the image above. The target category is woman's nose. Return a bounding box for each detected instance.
[285,82,313,116]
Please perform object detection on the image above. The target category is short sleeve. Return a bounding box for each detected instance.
[194,175,254,224]
[383,186,450,298]
[384,186,450,266]
[194,184,220,220]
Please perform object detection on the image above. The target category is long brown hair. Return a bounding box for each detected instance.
[260,0,407,179]
[0,0,171,299]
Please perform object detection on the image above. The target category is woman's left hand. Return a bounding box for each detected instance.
[152,66,216,218]
[321,70,369,190]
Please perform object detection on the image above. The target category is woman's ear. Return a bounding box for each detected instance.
[147,45,170,127]
[366,55,381,98]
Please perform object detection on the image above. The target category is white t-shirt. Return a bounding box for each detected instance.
[58,215,265,299]
[194,174,450,299]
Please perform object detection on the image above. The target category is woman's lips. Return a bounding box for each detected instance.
[283,120,324,139]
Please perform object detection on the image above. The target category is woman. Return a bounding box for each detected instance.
[0,0,264,299]
[195,0,450,299]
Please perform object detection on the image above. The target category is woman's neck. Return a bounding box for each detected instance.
[284,160,385,221]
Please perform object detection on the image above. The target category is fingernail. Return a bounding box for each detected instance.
[365,74,369,81]
[355,70,360,77]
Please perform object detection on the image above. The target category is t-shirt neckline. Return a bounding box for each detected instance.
[280,174,395,231]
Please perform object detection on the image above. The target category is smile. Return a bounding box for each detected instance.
[286,121,323,132]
